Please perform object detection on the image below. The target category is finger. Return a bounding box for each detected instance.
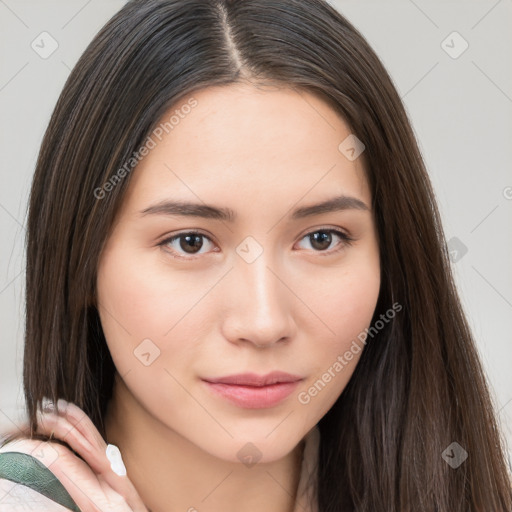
[36,410,148,512]
[48,400,107,454]
[36,409,109,473]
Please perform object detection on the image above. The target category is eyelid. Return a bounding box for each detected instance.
[294,226,354,256]
[158,229,217,260]
[158,225,354,259]
[297,224,353,242]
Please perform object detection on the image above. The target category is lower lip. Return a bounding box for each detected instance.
[202,380,301,409]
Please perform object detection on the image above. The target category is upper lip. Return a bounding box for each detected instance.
[202,371,303,387]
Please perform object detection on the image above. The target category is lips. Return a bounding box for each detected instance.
[202,371,303,387]
[202,371,304,409]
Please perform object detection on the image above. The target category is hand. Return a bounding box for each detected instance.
[1,400,149,512]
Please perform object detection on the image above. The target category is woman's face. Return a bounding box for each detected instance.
[96,83,380,462]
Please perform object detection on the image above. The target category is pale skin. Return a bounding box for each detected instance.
[0,83,380,511]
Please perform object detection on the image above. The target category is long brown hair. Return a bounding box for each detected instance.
[2,0,511,510]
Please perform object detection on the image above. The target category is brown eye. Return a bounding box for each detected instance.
[177,234,204,254]
[297,229,353,254]
[159,231,215,258]
[309,231,332,251]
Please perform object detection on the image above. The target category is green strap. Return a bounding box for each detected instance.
[0,451,81,511]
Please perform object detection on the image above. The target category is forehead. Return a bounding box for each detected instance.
[121,83,370,217]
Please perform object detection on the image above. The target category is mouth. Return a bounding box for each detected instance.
[201,371,304,409]
[203,371,303,387]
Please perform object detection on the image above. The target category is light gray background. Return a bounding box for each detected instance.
[1,0,511,467]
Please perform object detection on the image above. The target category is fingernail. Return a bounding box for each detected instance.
[106,443,127,476]
[56,398,69,412]
[41,397,55,412]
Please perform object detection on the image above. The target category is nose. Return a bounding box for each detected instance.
[221,251,295,349]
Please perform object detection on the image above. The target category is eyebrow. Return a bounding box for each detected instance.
[139,194,370,222]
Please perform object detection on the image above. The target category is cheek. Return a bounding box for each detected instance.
[96,249,166,370]
[298,241,380,345]
[96,247,217,381]
[96,250,200,409]
[295,249,380,412]
[97,247,201,340]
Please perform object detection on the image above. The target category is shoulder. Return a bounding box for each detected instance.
[0,478,72,511]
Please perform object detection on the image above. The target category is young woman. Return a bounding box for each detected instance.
[0,0,510,511]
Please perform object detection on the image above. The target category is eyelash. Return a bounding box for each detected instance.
[158,228,354,260]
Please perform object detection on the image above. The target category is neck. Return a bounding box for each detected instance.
[104,373,305,512]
